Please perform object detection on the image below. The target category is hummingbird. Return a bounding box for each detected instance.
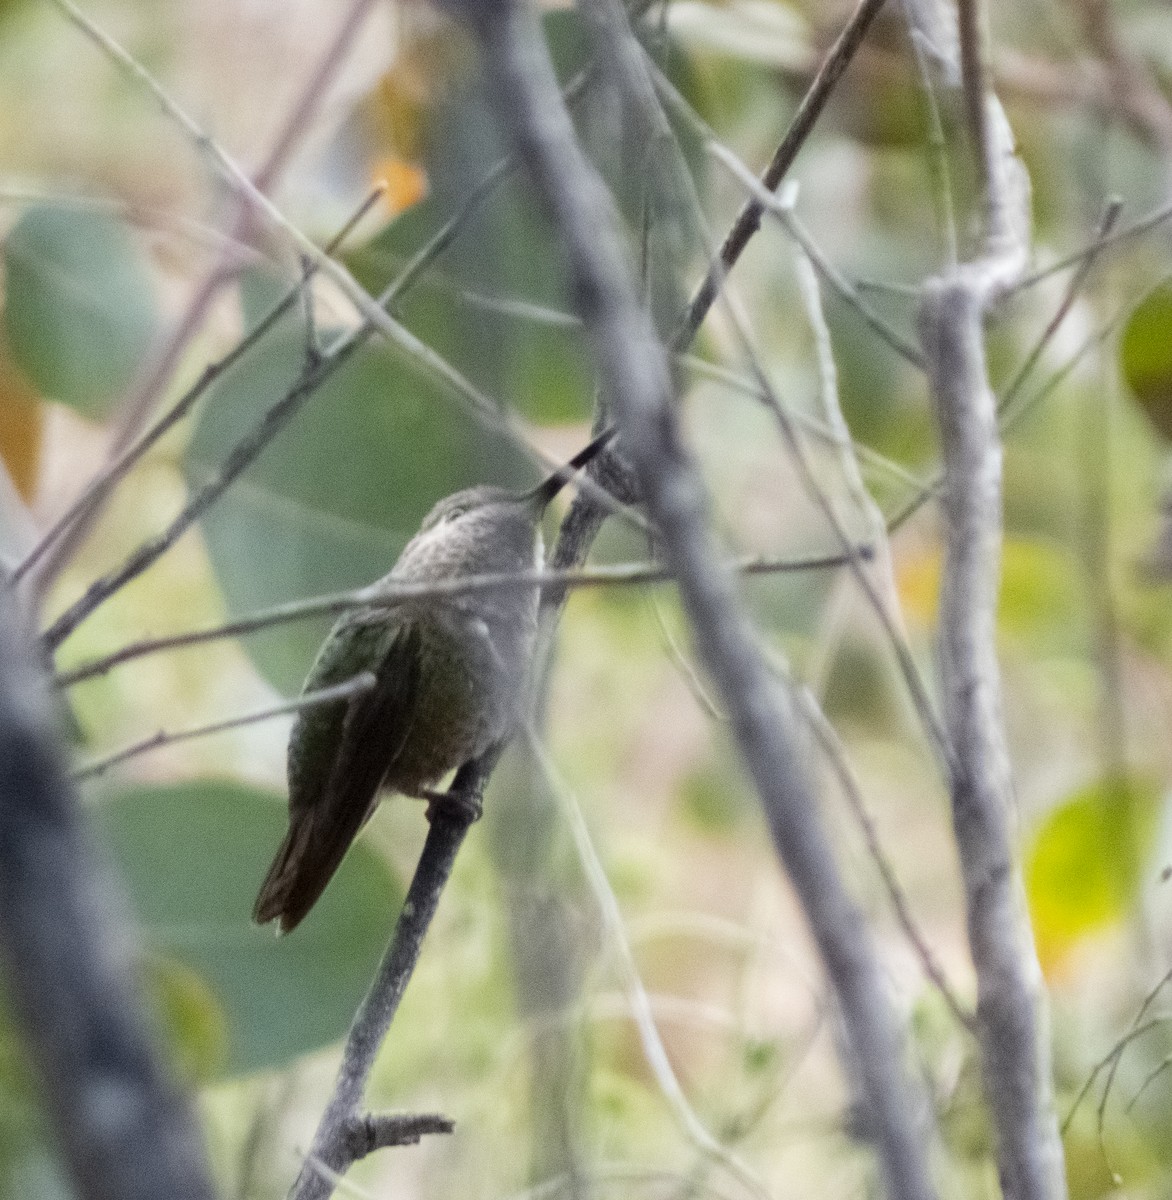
[253,429,615,932]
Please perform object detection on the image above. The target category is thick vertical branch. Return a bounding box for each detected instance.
[0,598,215,1200]
[455,4,938,1200]
[915,2,1066,1197]
[920,282,1064,1200]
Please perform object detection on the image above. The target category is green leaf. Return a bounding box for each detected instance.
[1026,774,1160,971]
[92,780,402,1076]
[185,328,533,693]
[3,206,158,418]
[1122,285,1172,442]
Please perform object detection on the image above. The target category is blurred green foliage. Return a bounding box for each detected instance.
[8,1,1172,1199]
[1122,284,1172,442]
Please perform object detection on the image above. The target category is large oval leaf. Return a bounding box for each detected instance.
[92,779,402,1077]
[1026,774,1160,973]
[3,206,158,419]
[185,319,533,694]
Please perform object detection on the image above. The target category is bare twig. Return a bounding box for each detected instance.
[1062,1017,1167,1134]
[465,6,937,1200]
[522,728,769,1200]
[907,27,959,266]
[648,74,925,370]
[1014,197,1172,293]
[340,1112,454,1158]
[56,549,869,687]
[0,598,215,1200]
[797,691,975,1031]
[672,0,891,349]
[72,672,376,782]
[998,198,1122,420]
[679,353,930,493]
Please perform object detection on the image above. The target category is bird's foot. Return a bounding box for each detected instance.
[421,787,483,826]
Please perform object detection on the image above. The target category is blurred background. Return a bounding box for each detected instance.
[6,0,1172,1196]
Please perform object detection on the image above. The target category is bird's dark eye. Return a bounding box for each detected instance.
[444,506,466,523]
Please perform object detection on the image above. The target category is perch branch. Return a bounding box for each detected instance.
[287,755,496,1200]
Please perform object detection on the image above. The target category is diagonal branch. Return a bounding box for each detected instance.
[462,5,937,1200]
[672,0,891,349]
[73,672,377,782]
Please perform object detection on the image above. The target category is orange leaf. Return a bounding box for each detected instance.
[0,334,43,500]
[370,157,429,216]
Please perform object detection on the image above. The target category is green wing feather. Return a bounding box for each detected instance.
[254,614,421,931]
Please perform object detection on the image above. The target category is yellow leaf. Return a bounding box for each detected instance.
[1026,775,1159,975]
[894,544,941,627]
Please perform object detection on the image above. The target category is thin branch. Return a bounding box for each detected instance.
[672,0,891,350]
[679,354,930,494]
[39,320,367,652]
[907,27,959,266]
[998,197,1123,419]
[0,598,215,1200]
[72,672,376,782]
[792,246,947,768]
[1014,198,1172,293]
[797,690,976,1031]
[56,549,869,687]
[592,25,951,774]
[467,7,937,1200]
[1061,1017,1168,1134]
[286,754,497,1200]
[522,728,770,1200]
[649,76,924,370]
[957,0,994,206]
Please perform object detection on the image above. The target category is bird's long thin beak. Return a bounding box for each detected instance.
[526,425,617,511]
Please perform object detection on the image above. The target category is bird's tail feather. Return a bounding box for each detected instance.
[253,809,354,934]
